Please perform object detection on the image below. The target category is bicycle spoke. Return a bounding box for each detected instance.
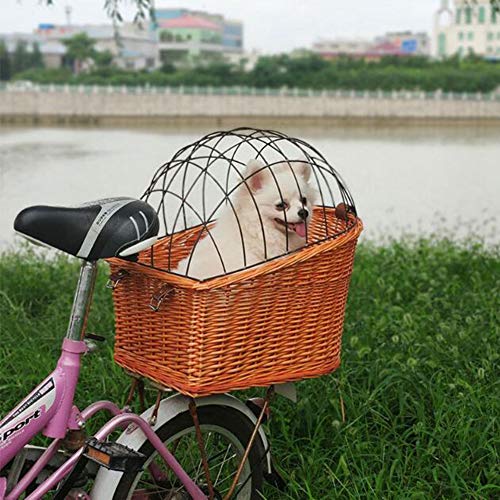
[214,444,235,485]
[194,431,212,480]
[130,422,253,499]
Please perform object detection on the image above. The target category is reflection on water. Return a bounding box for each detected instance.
[0,122,499,249]
[0,142,92,174]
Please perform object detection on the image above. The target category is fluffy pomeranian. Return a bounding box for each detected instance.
[175,159,317,280]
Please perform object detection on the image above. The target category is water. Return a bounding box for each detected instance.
[0,123,499,250]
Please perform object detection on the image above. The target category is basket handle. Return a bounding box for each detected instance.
[106,269,129,289]
[150,284,174,312]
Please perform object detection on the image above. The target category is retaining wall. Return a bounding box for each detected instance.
[1,85,499,123]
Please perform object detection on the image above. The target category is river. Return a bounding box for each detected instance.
[0,122,498,249]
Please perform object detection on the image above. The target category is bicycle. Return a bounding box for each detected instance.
[0,197,282,500]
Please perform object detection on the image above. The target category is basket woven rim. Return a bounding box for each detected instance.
[113,356,342,398]
[108,216,363,290]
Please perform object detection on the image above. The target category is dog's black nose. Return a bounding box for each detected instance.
[298,208,309,220]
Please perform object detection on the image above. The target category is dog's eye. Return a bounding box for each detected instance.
[301,197,307,205]
[275,201,289,211]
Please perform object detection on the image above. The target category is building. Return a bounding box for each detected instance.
[434,0,500,59]
[2,33,66,69]
[377,31,430,56]
[312,31,430,61]
[35,22,158,70]
[224,48,261,71]
[153,8,243,67]
[312,39,372,60]
[2,9,244,73]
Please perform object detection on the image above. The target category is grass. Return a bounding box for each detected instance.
[0,239,499,499]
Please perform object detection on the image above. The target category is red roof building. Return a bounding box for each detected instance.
[159,15,221,31]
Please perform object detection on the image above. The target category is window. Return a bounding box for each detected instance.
[160,30,174,42]
[456,8,462,24]
[487,46,493,53]
[492,8,497,24]
[488,32,494,40]
[497,32,500,39]
[467,31,474,40]
[438,32,447,55]
[465,6,472,24]
[479,6,485,23]
[459,31,464,40]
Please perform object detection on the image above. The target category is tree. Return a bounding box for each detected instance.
[63,33,97,74]
[11,40,31,74]
[30,42,44,69]
[0,40,11,81]
[93,49,114,68]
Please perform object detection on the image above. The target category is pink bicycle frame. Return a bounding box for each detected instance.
[0,339,86,469]
[0,261,206,500]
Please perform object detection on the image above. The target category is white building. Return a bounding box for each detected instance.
[35,23,158,70]
[312,39,372,59]
[224,49,261,71]
[434,0,500,59]
[378,31,430,56]
[312,31,430,61]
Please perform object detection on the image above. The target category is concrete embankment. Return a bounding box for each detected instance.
[1,86,499,125]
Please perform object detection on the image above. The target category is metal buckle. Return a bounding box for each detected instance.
[106,269,129,289]
[149,284,174,311]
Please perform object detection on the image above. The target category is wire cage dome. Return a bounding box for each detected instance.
[141,127,359,280]
[108,128,363,397]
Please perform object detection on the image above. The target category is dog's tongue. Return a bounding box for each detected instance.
[294,222,307,238]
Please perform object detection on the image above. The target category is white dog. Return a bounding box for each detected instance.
[175,159,317,280]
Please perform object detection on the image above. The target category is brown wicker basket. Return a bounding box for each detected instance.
[108,207,362,397]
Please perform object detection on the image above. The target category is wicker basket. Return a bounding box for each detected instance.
[108,207,362,397]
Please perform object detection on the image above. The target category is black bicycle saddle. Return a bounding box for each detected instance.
[14,197,159,260]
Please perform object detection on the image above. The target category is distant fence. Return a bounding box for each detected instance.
[1,82,499,102]
[1,82,499,121]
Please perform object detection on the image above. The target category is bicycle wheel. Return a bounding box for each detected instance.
[110,405,265,499]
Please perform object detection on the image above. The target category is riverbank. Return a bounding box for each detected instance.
[3,114,500,128]
[1,239,498,497]
[1,85,499,124]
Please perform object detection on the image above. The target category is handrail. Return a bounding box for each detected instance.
[0,81,498,101]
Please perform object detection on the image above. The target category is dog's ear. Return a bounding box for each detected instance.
[278,161,312,182]
[245,159,268,192]
[294,161,312,182]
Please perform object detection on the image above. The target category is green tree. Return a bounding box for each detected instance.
[0,39,11,80]
[30,42,44,69]
[11,40,30,74]
[63,33,97,74]
[93,49,114,68]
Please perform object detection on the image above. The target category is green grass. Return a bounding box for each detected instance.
[1,239,499,499]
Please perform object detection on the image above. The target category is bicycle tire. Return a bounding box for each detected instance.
[110,404,265,499]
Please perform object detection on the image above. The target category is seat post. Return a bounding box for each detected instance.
[66,260,98,341]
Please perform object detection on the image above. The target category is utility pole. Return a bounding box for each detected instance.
[65,4,73,27]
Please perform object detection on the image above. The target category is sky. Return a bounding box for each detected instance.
[1,0,440,53]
